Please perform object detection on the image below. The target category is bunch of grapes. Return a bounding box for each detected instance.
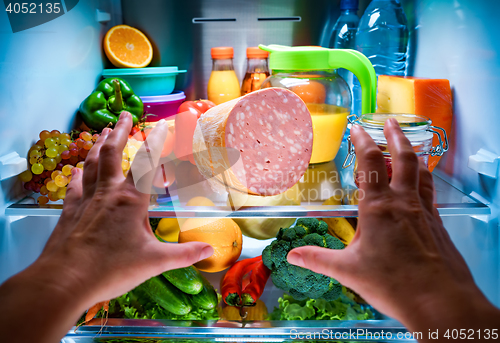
[19,130,100,204]
[122,138,141,177]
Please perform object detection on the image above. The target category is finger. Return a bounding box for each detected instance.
[63,167,83,213]
[350,124,389,194]
[287,246,352,284]
[126,119,169,195]
[82,128,111,197]
[45,168,84,254]
[417,159,435,213]
[97,112,133,183]
[150,241,214,273]
[384,118,420,192]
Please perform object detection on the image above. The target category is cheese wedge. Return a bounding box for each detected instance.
[377,75,452,171]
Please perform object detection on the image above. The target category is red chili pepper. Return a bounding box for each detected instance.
[241,260,271,306]
[221,256,261,306]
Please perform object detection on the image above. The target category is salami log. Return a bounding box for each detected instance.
[193,88,313,196]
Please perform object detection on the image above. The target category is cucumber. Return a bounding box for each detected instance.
[141,276,192,315]
[163,266,204,295]
[189,273,219,310]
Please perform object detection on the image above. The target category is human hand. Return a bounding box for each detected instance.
[287,119,498,334]
[38,112,213,306]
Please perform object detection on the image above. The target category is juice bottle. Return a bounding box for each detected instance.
[207,47,240,105]
[241,47,270,95]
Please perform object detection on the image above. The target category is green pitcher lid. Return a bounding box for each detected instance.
[259,44,377,115]
[259,44,332,70]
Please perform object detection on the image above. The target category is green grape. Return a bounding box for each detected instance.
[44,138,55,148]
[42,158,57,171]
[29,144,43,152]
[55,154,62,163]
[19,170,33,182]
[29,156,39,165]
[29,149,41,158]
[46,147,58,158]
[58,145,69,153]
[31,163,44,175]
[60,138,72,146]
[53,137,60,144]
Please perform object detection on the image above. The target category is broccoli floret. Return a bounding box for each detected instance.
[294,225,307,238]
[317,220,329,235]
[262,218,345,301]
[304,233,325,247]
[296,218,318,233]
[291,238,306,249]
[325,234,345,250]
[281,227,297,241]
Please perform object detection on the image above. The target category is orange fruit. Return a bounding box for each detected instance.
[103,25,153,68]
[179,218,242,273]
[291,80,327,104]
[186,196,215,207]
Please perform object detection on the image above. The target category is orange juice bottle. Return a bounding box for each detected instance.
[241,47,270,95]
[207,47,240,105]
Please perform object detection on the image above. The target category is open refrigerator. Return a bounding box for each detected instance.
[0,0,499,342]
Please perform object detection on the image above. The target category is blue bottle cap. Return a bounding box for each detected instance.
[340,0,358,10]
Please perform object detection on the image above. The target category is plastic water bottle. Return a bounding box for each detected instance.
[329,0,360,116]
[355,0,409,76]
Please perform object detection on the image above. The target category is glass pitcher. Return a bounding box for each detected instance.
[259,45,376,165]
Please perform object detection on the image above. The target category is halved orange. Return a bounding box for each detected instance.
[104,25,153,68]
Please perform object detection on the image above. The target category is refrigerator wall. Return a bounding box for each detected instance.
[0,0,122,283]
[0,0,498,306]
[409,0,500,304]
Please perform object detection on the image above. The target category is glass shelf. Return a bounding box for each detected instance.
[6,174,490,218]
[67,319,418,342]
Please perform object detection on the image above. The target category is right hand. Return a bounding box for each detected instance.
[288,119,498,335]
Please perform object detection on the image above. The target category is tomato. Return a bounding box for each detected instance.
[130,126,141,137]
[200,100,216,109]
[174,110,198,163]
[178,101,203,116]
[193,101,209,113]
[161,128,175,158]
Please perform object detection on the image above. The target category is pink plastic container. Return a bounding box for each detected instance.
[140,91,186,122]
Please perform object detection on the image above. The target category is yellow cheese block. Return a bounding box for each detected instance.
[376,75,453,171]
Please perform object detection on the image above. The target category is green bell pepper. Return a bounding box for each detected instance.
[79,78,143,131]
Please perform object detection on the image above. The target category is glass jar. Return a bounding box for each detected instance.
[207,47,240,105]
[241,47,270,95]
[343,113,449,186]
[258,45,377,165]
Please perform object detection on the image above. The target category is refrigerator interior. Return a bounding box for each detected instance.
[0,0,499,341]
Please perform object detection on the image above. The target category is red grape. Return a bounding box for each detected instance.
[61,150,71,160]
[56,163,64,170]
[69,143,77,150]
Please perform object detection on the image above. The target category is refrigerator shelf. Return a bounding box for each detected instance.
[6,175,489,218]
[68,319,417,342]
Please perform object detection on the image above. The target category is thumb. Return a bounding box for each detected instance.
[151,241,214,272]
[288,246,350,282]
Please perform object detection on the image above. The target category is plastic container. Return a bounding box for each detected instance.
[329,0,360,116]
[207,47,240,105]
[259,45,377,164]
[241,47,270,95]
[102,67,186,97]
[140,91,186,121]
[343,113,449,185]
[355,0,409,76]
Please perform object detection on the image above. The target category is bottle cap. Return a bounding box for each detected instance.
[247,47,269,59]
[211,47,234,59]
[340,0,358,10]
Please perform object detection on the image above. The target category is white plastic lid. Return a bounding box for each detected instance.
[140,91,186,103]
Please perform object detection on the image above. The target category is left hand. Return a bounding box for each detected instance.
[39,112,213,306]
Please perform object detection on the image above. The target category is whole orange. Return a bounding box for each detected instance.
[179,218,242,273]
[291,80,327,104]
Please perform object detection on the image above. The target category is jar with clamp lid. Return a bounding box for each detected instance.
[343,113,449,186]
